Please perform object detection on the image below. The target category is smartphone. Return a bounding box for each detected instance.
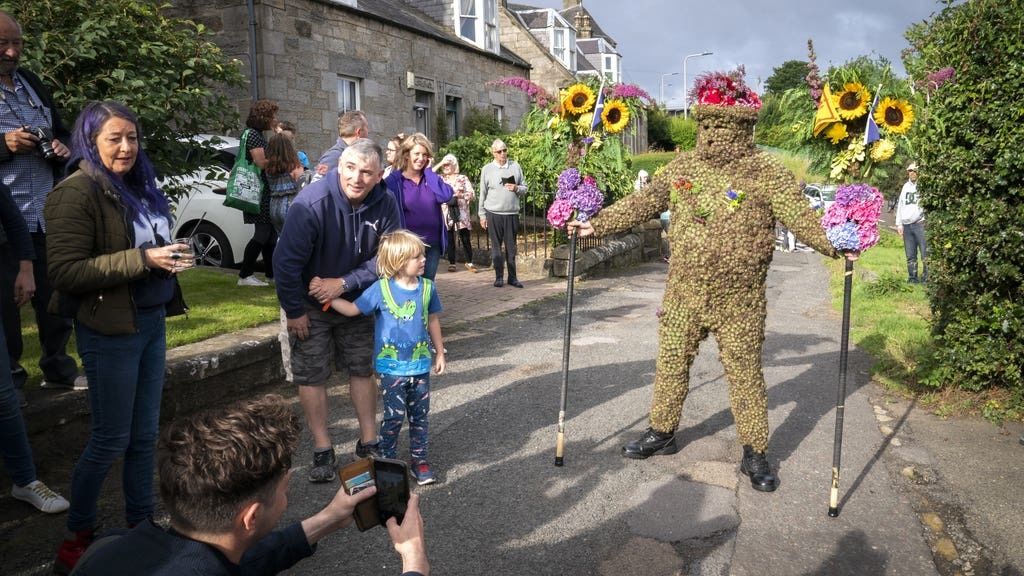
[339,457,411,531]
[374,458,411,525]
[339,457,379,531]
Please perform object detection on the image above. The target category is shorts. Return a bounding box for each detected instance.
[289,304,374,385]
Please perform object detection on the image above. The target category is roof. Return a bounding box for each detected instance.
[576,37,619,57]
[558,4,616,47]
[318,0,530,69]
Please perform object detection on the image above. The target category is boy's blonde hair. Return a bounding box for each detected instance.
[376,230,426,278]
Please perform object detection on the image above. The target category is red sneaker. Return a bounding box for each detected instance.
[53,529,95,575]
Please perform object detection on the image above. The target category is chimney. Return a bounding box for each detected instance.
[574,12,592,39]
[563,0,580,10]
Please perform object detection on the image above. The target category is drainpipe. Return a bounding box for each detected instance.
[246,0,260,100]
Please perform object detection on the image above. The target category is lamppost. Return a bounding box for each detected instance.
[683,51,713,119]
[660,71,679,106]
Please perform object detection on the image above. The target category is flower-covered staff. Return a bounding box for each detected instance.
[818,180,881,517]
[571,68,858,493]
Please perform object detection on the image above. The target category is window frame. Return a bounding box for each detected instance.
[337,75,362,114]
[455,0,500,53]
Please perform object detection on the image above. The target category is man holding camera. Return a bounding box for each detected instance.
[72,394,430,575]
[0,11,81,407]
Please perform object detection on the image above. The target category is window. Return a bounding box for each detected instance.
[492,105,504,126]
[446,96,461,139]
[553,28,565,63]
[337,76,361,113]
[414,91,433,138]
[456,0,499,53]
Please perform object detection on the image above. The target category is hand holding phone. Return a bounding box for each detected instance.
[339,457,411,531]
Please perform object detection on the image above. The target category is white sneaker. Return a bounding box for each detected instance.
[237,276,269,287]
[12,480,70,514]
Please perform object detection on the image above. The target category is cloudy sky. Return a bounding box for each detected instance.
[527,0,944,106]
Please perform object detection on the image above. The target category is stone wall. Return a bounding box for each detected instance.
[169,0,531,158]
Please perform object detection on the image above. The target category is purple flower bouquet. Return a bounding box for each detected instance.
[547,168,604,229]
[820,183,883,251]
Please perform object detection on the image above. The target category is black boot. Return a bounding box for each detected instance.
[741,445,779,492]
[622,428,679,459]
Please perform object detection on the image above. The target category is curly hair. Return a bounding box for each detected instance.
[376,229,426,279]
[158,394,300,533]
[246,99,279,131]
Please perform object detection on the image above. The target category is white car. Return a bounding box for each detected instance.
[803,183,837,212]
[164,135,252,268]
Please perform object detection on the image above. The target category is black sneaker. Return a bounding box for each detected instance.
[308,449,337,483]
[622,427,679,459]
[740,445,779,492]
[355,439,380,459]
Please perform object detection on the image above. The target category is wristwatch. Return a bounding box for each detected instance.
[339,278,348,294]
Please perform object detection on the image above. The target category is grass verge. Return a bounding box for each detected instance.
[825,229,1021,423]
[16,267,280,389]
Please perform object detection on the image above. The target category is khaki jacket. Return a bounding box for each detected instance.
[44,170,185,335]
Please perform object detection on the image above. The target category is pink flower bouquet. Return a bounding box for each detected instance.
[820,183,883,251]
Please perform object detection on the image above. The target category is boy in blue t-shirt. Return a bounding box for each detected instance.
[326,230,445,485]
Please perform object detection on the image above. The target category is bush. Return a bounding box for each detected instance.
[905,0,1024,397]
[7,0,245,199]
[462,106,506,136]
[646,107,674,151]
[667,116,697,151]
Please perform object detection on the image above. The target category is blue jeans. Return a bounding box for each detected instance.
[902,220,928,282]
[378,374,431,462]
[423,243,442,281]
[68,308,166,531]
[0,321,36,487]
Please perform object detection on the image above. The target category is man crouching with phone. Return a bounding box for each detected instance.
[72,394,429,575]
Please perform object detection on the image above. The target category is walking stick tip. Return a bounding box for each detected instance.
[554,456,564,467]
[827,507,839,517]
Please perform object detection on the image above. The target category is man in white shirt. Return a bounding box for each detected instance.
[895,162,927,283]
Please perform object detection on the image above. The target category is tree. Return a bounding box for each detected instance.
[764,60,809,95]
[646,106,674,151]
[904,0,1024,398]
[4,0,245,193]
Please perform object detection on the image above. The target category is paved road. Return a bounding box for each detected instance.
[281,253,937,575]
[5,250,1022,575]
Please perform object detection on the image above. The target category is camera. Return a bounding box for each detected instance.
[24,126,57,160]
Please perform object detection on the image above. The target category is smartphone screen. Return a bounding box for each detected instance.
[374,459,410,525]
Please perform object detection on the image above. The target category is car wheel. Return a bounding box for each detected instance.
[192,223,234,268]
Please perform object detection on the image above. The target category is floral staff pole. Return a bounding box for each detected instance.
[548,168,604,466]
[821,183,883,517]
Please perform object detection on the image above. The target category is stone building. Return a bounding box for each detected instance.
[168,0,532,160]
[500,3,576,96]
[503,0,646,153]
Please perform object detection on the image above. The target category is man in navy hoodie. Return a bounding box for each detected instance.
[274,139,401,483]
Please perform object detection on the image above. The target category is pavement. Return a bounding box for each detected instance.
[2,252,1023,575]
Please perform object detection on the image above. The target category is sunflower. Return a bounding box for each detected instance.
[825,122,849,144]
[874,98,915,134]
[562,83,596,114]
[870,139,896,162]
[836,82,870,120]
[601,100,630,133]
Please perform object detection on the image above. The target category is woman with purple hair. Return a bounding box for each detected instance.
[43,100,189,574]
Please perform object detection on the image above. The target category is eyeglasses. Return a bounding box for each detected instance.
[387,148,398,153]
[493,149,507,154]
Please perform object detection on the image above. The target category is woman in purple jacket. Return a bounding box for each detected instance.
[383,133,453,280]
